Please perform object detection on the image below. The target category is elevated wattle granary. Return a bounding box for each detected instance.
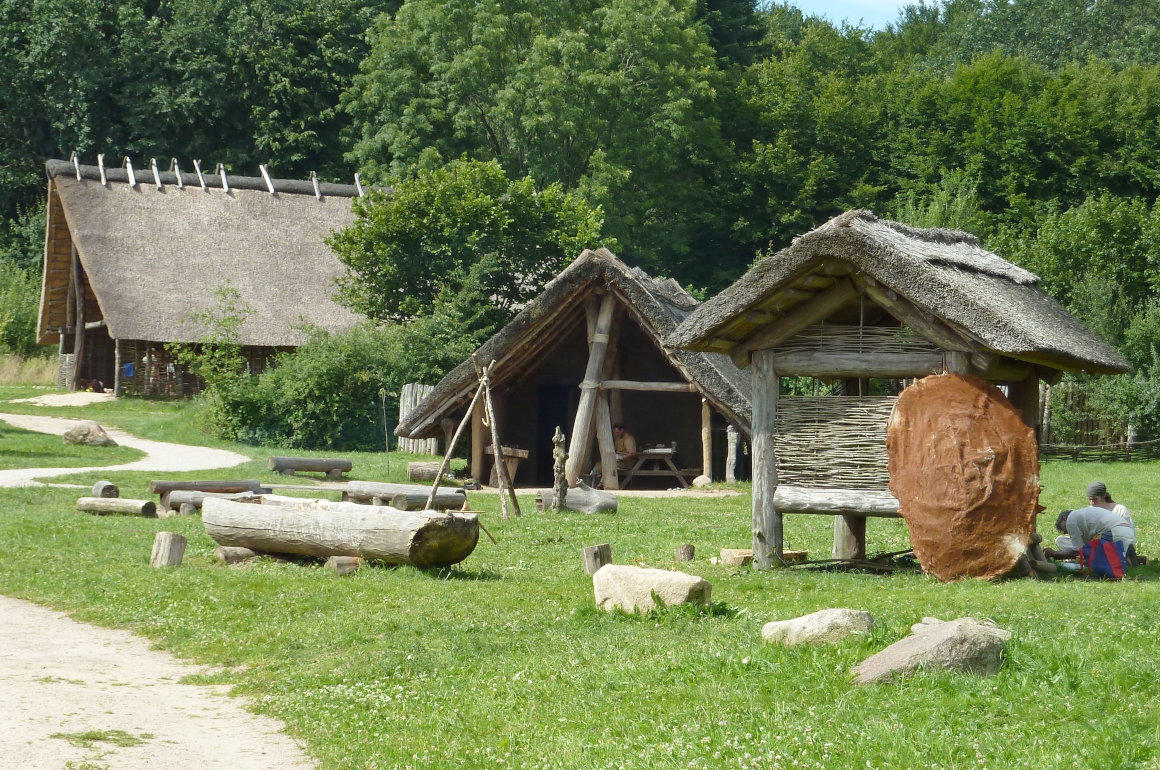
[669,210,1129,567]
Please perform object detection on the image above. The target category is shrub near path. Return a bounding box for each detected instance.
[0,392,1157,767]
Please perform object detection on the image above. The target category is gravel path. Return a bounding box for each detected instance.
[0,595,313,768]
[0,412,248,488]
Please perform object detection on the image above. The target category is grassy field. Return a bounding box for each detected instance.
[0,424,143,470]
[0,388,1157,768]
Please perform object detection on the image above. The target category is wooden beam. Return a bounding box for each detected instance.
[833,515,867,559]
[701,398,713,479]
[565,293,617,484]
[599,380,697,393]
[773,486,900,517]
[860,284,976,353]
[71,245,85,391]
[946,351,971,374]
[731,279,858,367]
[751,348,780,568]
[84,319,105,330]
[596,393,618,490]
[769,350,945,378]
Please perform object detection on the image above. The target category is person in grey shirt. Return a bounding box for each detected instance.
[1045,504,1135,563]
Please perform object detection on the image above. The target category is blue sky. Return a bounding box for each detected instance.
[787,0,912,29]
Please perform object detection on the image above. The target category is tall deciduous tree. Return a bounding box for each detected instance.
[328,158,605,333]
[342,0,729,281]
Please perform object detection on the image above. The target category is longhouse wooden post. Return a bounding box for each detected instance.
[565,293,616,485]
[113,339,122,397]
[470,393,487,482]
[71,245,85,390]
[701,398,713,478]
[595,307,623,490]
[751,348,781,568]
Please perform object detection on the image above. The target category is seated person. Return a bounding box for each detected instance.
[1045,506,1136,567]
[612,423,638,469]
[586,423,639,486]
[1047,482,1141,566]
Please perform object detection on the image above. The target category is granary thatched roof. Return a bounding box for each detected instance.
[38,159,364,347]
[669,209,1130,375]
[396,248,752,439]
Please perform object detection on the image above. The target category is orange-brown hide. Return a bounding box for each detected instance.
[887,373,1042,581]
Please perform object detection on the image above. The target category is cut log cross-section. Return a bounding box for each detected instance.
[202,495,480,568]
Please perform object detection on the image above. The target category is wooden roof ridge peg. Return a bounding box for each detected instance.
[423,364,489,511]
[70,151,81,180]
[150,158,163,190]
[259,164,276,195]
[193,159,207,190]
[216,163,230,194]
[476,354,521,519]
[354,172,365,197]
[310,171,322,200]
[169,158,184,189]
[122,156,136,188]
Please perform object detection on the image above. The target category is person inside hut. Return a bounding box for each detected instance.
[1045,481,1140,568]
[586,423,639,486]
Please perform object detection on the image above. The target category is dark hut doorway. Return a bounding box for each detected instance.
[534,383,576,482]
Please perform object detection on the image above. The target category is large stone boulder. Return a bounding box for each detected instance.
[592,564,711,613]
[62,420,117,447]
[762,608,875,646]
[852,616,1011,685]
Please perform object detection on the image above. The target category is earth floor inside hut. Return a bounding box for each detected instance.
[0,385,1157,767]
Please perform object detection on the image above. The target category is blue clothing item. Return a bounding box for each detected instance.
[122,361,135,378]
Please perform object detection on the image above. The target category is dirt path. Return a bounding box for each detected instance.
[0,595,313,768]
[0,412,248,488]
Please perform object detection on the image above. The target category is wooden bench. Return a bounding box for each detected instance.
[484,445,529,487]
[267,456,353,480]
[772,486,900,561]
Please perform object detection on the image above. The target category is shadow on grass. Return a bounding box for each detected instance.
[578,599,738,623]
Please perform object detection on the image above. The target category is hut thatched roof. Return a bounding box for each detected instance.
[669,209,1130,375]
[395,248,753,439]
[37,159,364,347]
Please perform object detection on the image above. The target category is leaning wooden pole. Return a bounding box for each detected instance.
[424,375,487,510]
[565,293,616,484]
[479,360,521,518]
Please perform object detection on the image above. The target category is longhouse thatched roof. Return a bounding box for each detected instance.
[669,209,1130,375]
[38,158,364,347]
[396,248,753,439]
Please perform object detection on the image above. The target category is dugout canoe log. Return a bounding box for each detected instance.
[76,497,156,517]
[267,456,353,479]
[201,495,479,568]
[344,481,465,504]
[149,479,269,496]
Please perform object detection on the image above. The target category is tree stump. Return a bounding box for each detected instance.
[675,544,695,562]
[179,502,198,516]
[150,532,186,567]
[581,543,613,575]
[92,480,119,498]
[720,548,754,567]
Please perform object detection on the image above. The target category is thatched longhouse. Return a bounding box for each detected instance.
[396,249,752,488]
[669,209,1130,567]
[38,158,363,395]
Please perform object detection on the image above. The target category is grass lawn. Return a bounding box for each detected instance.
[0,423,144,470]
[0,389,1158,768]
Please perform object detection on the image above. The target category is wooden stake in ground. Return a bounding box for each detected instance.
[150,532,186,567]
[581,543,612,575]
[676,544,695,562]
[476,356,521,519]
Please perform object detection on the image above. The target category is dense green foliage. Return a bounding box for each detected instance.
[4,0,1160,435]
[329,159,605,326]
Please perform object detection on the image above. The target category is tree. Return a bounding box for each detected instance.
[342,0,728,280]
[328,158,605,332]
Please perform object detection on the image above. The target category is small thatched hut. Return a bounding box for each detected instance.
[37,158,363,395]
[395,248,752,488]
[669,209,1130,567]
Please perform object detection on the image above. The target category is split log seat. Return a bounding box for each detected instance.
[773,486,900,563]
[268,456,353,480]
[484,445,529,487]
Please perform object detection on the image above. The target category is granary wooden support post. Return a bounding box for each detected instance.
[113,339,122,397]
[701,398,713,479]
[751,348,781,568]
[725,425,739,483]
[566,293,617,485]
[832,516,866,560]
[1008,372,1041,438]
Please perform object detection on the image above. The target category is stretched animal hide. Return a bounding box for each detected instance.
[888,373,1042,581]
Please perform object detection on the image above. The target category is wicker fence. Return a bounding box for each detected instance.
[774,395,897,489]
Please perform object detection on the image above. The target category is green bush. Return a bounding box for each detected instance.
[214,315,481,450]
[0,260,39,356]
